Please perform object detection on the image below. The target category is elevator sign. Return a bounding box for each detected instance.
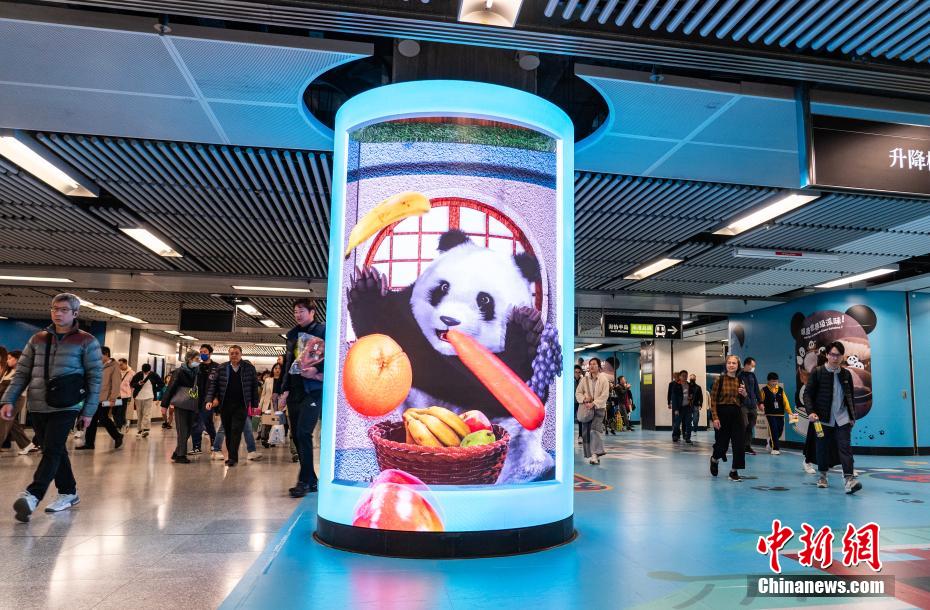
[602,314,682,339]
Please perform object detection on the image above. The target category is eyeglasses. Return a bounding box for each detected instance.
[50,307,74,314]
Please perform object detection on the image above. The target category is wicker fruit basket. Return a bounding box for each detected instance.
[368,421,509,485]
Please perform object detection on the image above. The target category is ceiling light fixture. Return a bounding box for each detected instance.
[573,343,603,352]
[259,319,280,328]
[236,303,261,316]
[0,130,98,197]
[164,330,183,336]
[179,335,197,341]
[120,228,182,257]
[733,248,839,261]
[255,343,286,347]
[624,258,683,281]
[714,193,820,236]
[0,275,73,283]
[232,286,313,294]
[458,0,524,27]
[78,299,148,324]
[815,267,898,289]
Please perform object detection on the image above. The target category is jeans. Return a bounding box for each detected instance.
[288,389,321,486]
[83,405,122,447]
[27,411,79,500]
[672,406,692,441]
[220,409,247,463]
[692,408,701,431]
[191,407,217,450]
[174,409,196,459]
[213,417,256,453]
[816,422,854,477]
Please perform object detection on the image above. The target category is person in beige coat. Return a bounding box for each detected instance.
[575,356,611,464]
[76,346,124,450]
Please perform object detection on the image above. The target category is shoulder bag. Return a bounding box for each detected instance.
[44,333,87,409]
[576,377,596,423]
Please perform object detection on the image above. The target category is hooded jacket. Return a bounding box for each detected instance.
[0,322,103,417]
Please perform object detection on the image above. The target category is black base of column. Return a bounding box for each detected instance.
[315,515,575,558]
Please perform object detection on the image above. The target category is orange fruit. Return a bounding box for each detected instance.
[343,334,413,417]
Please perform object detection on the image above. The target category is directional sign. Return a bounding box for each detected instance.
[602,314,683,339]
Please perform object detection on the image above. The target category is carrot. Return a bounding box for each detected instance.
[445,329,545,430]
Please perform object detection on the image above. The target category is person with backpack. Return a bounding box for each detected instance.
[0,293,103,521]
[130,363,163,438]
[761,372,794,455]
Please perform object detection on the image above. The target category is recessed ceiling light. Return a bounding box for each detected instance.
[624,258,683,281]
[714,193,819,236]
[815,267,898,289]
[232,286,313,293]
[259,319,280,328]
[236,303,261,316]
[0,130,98,197]
[120,228,182,257]
[458,0,524,27]
[0,275,73,283]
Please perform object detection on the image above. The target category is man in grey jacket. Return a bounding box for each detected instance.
[0,293,103,522]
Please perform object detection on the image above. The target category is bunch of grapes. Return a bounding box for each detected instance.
[528,323,562,400]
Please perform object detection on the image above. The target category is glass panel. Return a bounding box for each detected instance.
[392,262,419,287]
[393,216,420,233]
[459,206,487,234]
[421,205,450,231]
[372,239,391,262]
[392,234,420,260]
[488,236,515,255]
[421,233,441,257]
[488,216,512,237]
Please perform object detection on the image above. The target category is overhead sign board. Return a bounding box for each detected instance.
[602,314,682,339]
[811,115,930,197]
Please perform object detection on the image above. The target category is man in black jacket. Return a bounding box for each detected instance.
[738,357,763,455]
[206,346,259,467]
[279,298,325,497]
[803,341,861,494]
[688,373,704,433]
[668,370,692,444]
[191,344,219,454]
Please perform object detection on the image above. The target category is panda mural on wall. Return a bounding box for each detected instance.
[790,305,876,437]
[347,228,559,483]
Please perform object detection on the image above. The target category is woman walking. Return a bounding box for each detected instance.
[575,357,611,465]
[161,350,200,464]
[709,354,747,482]
[0,351,31,453]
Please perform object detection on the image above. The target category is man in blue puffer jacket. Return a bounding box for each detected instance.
[0,293,103,522]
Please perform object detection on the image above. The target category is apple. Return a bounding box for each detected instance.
[460,410,492,433]
[372,469,428,489]
[352,482,444,532]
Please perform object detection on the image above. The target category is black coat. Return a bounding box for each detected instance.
[667,381,684,410]
[161,366,197,409]
[206,361,259,413]
[688,382,703,408]
[280,322,326,394]
[803,365,856,424]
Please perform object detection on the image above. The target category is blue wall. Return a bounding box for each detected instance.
[729,290,914,451]
[0,318,107,353]
[575,349,642,422]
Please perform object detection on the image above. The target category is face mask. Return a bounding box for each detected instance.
[190,361,200,368]
[200,353,209,361]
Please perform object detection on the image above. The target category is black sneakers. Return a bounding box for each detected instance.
[729,471,742,482]
[710,457,719,477]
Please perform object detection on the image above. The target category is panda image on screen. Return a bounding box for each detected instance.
[347,228,553,482]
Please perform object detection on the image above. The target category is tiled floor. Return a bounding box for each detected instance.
[223,430,930,610]
[0,425,305,610]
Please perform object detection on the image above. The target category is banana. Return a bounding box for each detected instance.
[345,191,431,259]
[426,406,471,439]
[404,413,442,447]
[411,412,461,447]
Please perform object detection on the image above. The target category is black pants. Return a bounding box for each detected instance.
[174,409,197,459]
[743,408,757,450]
[27,411,79,500]
[673,406,693,441]
[766,415,785,450]
[288,389,321,486]
[712,404,745,470]
[83,405,122,447]
[816,422,854,476]
[220,408,247,464]
[113,400,129,429]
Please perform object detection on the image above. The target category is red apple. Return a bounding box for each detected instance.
[352,483,444,532]
[372,469,428,489]
[460,410,492,433]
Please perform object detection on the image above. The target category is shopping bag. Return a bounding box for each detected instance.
[268,424,286,445]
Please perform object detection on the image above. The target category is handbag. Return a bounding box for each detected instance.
[576,377,596,423]
[170,370,199,411]
[43,333,87,409]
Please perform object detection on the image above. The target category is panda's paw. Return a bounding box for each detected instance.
[509,306,544,358]
[347,266,388,306]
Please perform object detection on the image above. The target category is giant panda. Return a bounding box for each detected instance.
[347,228,552,482]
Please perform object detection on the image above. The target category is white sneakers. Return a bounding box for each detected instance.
[845,477,863,494]
[18,443,38,455]
[247,451,263,461]
[13,492,38,523]
[771,450,780,455]
[45,494,80,513]
[803,460,816,474]
[210,451,224,461]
